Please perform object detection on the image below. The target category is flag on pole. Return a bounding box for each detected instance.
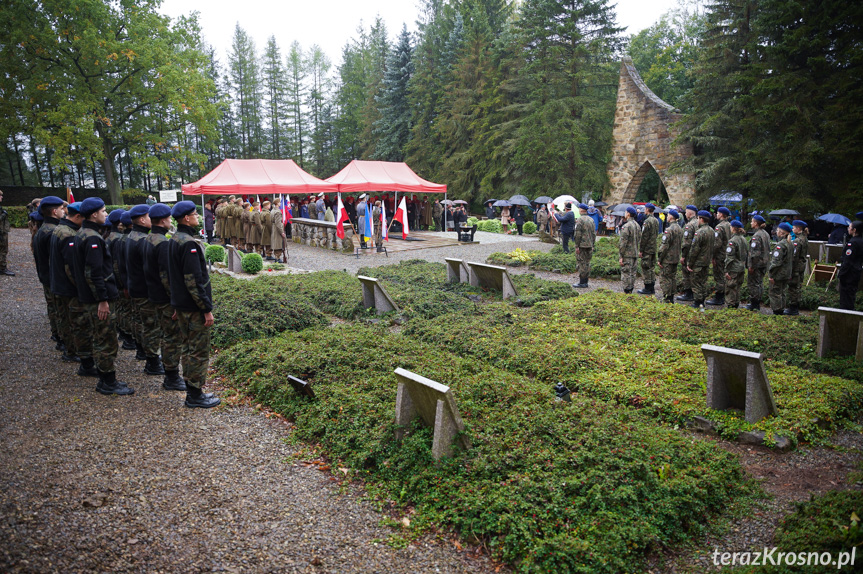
[380,201,388,242]
[67,187,75,203]
[256,194,261,205]
[393,196,410,240]
[336,193,350,239]
[364,202,374,246]
[280,194,292,224]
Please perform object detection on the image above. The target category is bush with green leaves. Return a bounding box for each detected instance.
[523,221,537,234]
[205,244,225,263]
[480,218,503,233]
[467,216,478,227]
[241,252,264,274]
[4,206,29,227]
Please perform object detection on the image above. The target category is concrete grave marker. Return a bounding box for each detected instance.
[467,262,518,299]
[287,375,316,398]
[394,368,470,460]
[808,240,825,262]
[700,344,778,423]
[823,243,844,264]
[445,258,469,284]
[817,307,863,362]
[357,275,400,315]
[225,245,243,272]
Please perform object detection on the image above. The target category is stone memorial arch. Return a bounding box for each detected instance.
[605,57,694,207]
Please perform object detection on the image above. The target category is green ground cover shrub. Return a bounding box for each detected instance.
[523,221,537,234]
[488,237,624,279]
[205,244,225,263]
[5,206,29,227]
[241,252,264,274]
[214,325,754,573]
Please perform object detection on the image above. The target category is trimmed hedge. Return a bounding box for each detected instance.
[241,252,264,274]
[205,245,225,263]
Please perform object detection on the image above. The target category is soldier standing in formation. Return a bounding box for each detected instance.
[372,200,383,252]
[637,202,659,295]
[249,201,262,255]
[33,196,67,349]
[723,220,749,309]
[49,202,85,364]
[573,203,595,288]
[0,189,13,276]
[657,209,682,303]
[618,206,641,294]
[746,214,771,312]
[686,210,715,309]
[261,201,273,260]
[109,210,136,351]
[126,204,163,373]
[676,205,699,302]
[784,220,809,316]
[767,222,793,315]
[271,204,288,262]
[706,207,733,306]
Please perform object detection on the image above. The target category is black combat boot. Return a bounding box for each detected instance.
[77,357,99,377]
[624,288,633,294]
[162,369,187,391]
[573,279,589,289]
[676,289,694,302]
[55,340,66,352]
[184,385,220,408]
[144,355,165,376]
[637,283,655,295]
[61,350,80,362]
[705,291,725,306]
[95,371,135,396]
[773,308,785,316]
[783,305,799,316]
[121,332,137,350]
[665,295,675,304]
[134,341,147,361]
[746,298,760,312]
[692,299,704,309]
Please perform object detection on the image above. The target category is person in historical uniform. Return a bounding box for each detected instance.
[746,214,772,312]
[686,210,715,308]
[356,194,368,247]
[0,189,14,276]
[249,201,262,255]
[706,206,733,306]
[33,196,66,348]
[168,201,219,408]
[637,202,659,295]
[838,221,863,310]
[676,205,699,302]
[724,220,749,309]
[657,209,683,303]
[260,200,273,260]
[618,206,641,293]
[432,199,443,232]
[372,200,383,252]
[784,220,809,315]
[271,203,288,262]
[767,222,794,315]
[241,201,252,250]
[573,203,596,288]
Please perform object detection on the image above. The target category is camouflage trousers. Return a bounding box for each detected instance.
[116,294,131,336]
[42,284,60,339]
[54,294,76,355]
[577,248,592,283]
[641,253,656,284]
[769,278,788,312]
[129,296,143,344]
[659,263,678,299]
[83,301,118,373]
[713,255,727,292]
[691,265,710,302]
[156,302,182,371]
[680,256,691,291]
[136,298,162,358]
[69,297,93,359]
[787,269,805,306]
[0,232,7,270]
[748,267,766,302]
[725,271,745,308]
[177,310,211,389]
[621,257,637,291]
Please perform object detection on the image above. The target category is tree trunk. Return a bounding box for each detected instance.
[11,136,26,185]
[99,136,121,205]
[46,147,55,187]
[29,137,44,187]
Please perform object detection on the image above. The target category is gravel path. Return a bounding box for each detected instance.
[0,228,499,573]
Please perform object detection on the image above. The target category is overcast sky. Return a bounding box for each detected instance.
[158,0,681,69]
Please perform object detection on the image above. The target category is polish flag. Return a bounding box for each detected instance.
[393,197,410,240]
[336,193,351,239]
[67,187,75,203]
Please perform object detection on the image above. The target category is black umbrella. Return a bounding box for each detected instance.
[509,197,532,207]
[594,201,608,207]
[484,199,498,205]
[493,199,512,207]
[533,196,553,204]
[769,208,800,217]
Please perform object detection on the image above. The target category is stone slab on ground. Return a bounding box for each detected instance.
[358,275,400,315]
[701,344,778,424]
[817,306,863,362]
[445,258,469,284]
[225,244,242,272]
[467,261,518,299]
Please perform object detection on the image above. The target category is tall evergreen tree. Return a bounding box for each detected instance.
[285,41,308,166]
[359,18,390,159]
[228,24,264,158]
[306,45,333,175]
[373,25,414,162]
[262,36,288,158]
[333,26,371,165]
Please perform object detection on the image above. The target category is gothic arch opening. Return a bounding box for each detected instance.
[622,160,668,204]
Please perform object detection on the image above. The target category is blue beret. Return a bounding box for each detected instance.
[717,207,731,216]
[101,218,112,228]
[697,210,712,219]
[128,204,150,219]
[626,206,637,216]
[120,211,133,226]
[856,212,863,220]
[107,209,126,224]
[686,205,698,212]
[792,220,807,228]
[40,196,65,208]
[752,214,766,224]
[730,220,744,228]
[171,200,198,219]
[667,209,679,219]
[645,202,656,211]
[67,202,83,214]
[778,222,793,233]
[30,211,43,221]
[80,197,105,217]
[148,203,172,219]
[577,203,589,210]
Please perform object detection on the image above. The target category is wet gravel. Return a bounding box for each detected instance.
[0,228,500,573]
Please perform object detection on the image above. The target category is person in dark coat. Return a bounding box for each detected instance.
[513,206,526,235]
[828,224,846,244]
[838,221,863,310]
[485,202,495,220]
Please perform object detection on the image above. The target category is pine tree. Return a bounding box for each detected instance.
[306,45,333,174]
[229,25,264,158]
[373,25,414,162]
[359,18,390,159]
[285,41,308,166]
[262,36,288,158]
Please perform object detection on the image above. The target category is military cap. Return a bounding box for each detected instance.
[667,209,679,220]
[752,214,766,224]
[730,219,744,229]
[717,207,731,216]
[128,204,150,219]
[67,202,83,214]
[317,192,324,198]
[120,211,133,226]
[171,200,197,219]
[577,203,589,210]
[80,197,105,217]
[645,202,656,211]
[697,210,712,219]
[107,209,126,224]
[686,204,698,212]
[777,222,793,233]
[148,203,172,219]
[626,206,637,216]
[359,193,367,199]
[30,211,43,221]
[792,219,807,228]
[40,196,65,208]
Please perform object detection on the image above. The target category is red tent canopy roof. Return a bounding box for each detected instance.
[181,159,340,195]
[324,160,446,193]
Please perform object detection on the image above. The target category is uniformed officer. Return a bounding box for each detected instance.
[33,196,66,348]
[637,202,659,295]
[73,197,134,396]
[145,203,186,391]
[271,203,288,262]
[746,214,772,312]
[260,201,273,260]
[706,207,733,305]
[356,194,368,247]
[676,205,699,301]
[783,220,809,315]
[168,201,219,408]
[768,222,793,315]
[724,220,749,309]
[618,206,641,293]
[249,201,262,255]
[573,203,595,288]
[225,195,238,247]
[657,209,683,303]
[49,202,87,363]
[838,221,863,310]
[0,189,14,276]
[372,200,383,252]
[686,210,715,308]
[126,204,163,373]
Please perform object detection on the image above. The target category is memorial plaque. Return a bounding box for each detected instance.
[466,262,518,299]
[357,275,400,315]
[225,245,243,272]
[445,258,469,284]
[700,344,778,423]
[817,307,863,362]
[287,375,316,398]
[394,368,470,460]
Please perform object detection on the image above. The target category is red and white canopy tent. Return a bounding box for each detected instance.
[181,158,340,197]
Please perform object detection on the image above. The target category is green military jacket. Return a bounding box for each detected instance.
[574,214,596,249]
[724,233,749,274]
[0,206,9,235]
[713,219,732,260]
[657,221,682,265]
[768,237,793,281]
[748,228,772,269]
[619,219,641,258]
[688,222,714,268]
[681,217,699,257]
[790,232,808,275]
[640,215,659,255]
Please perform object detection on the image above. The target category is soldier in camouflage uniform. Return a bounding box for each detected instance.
[657,209,683,303]
[126,204,162,371]
[72,197,134,395]
[686,210,715,308]
[618,206,641,293]
[573,203,595,288]
[33,196,66,347]
[784,220,809,315]
[637,203,659,295]
[768,222,794,315]
[0,189,14,275]
[145,203,186,391]
[724,220,749,308]
[746,214,772,312]
[260,201,273,260]
[706,207,733,306]
[169,201,219,408]
[49,202,86,363]
[676,205,699,302]
[112,210,137,350]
